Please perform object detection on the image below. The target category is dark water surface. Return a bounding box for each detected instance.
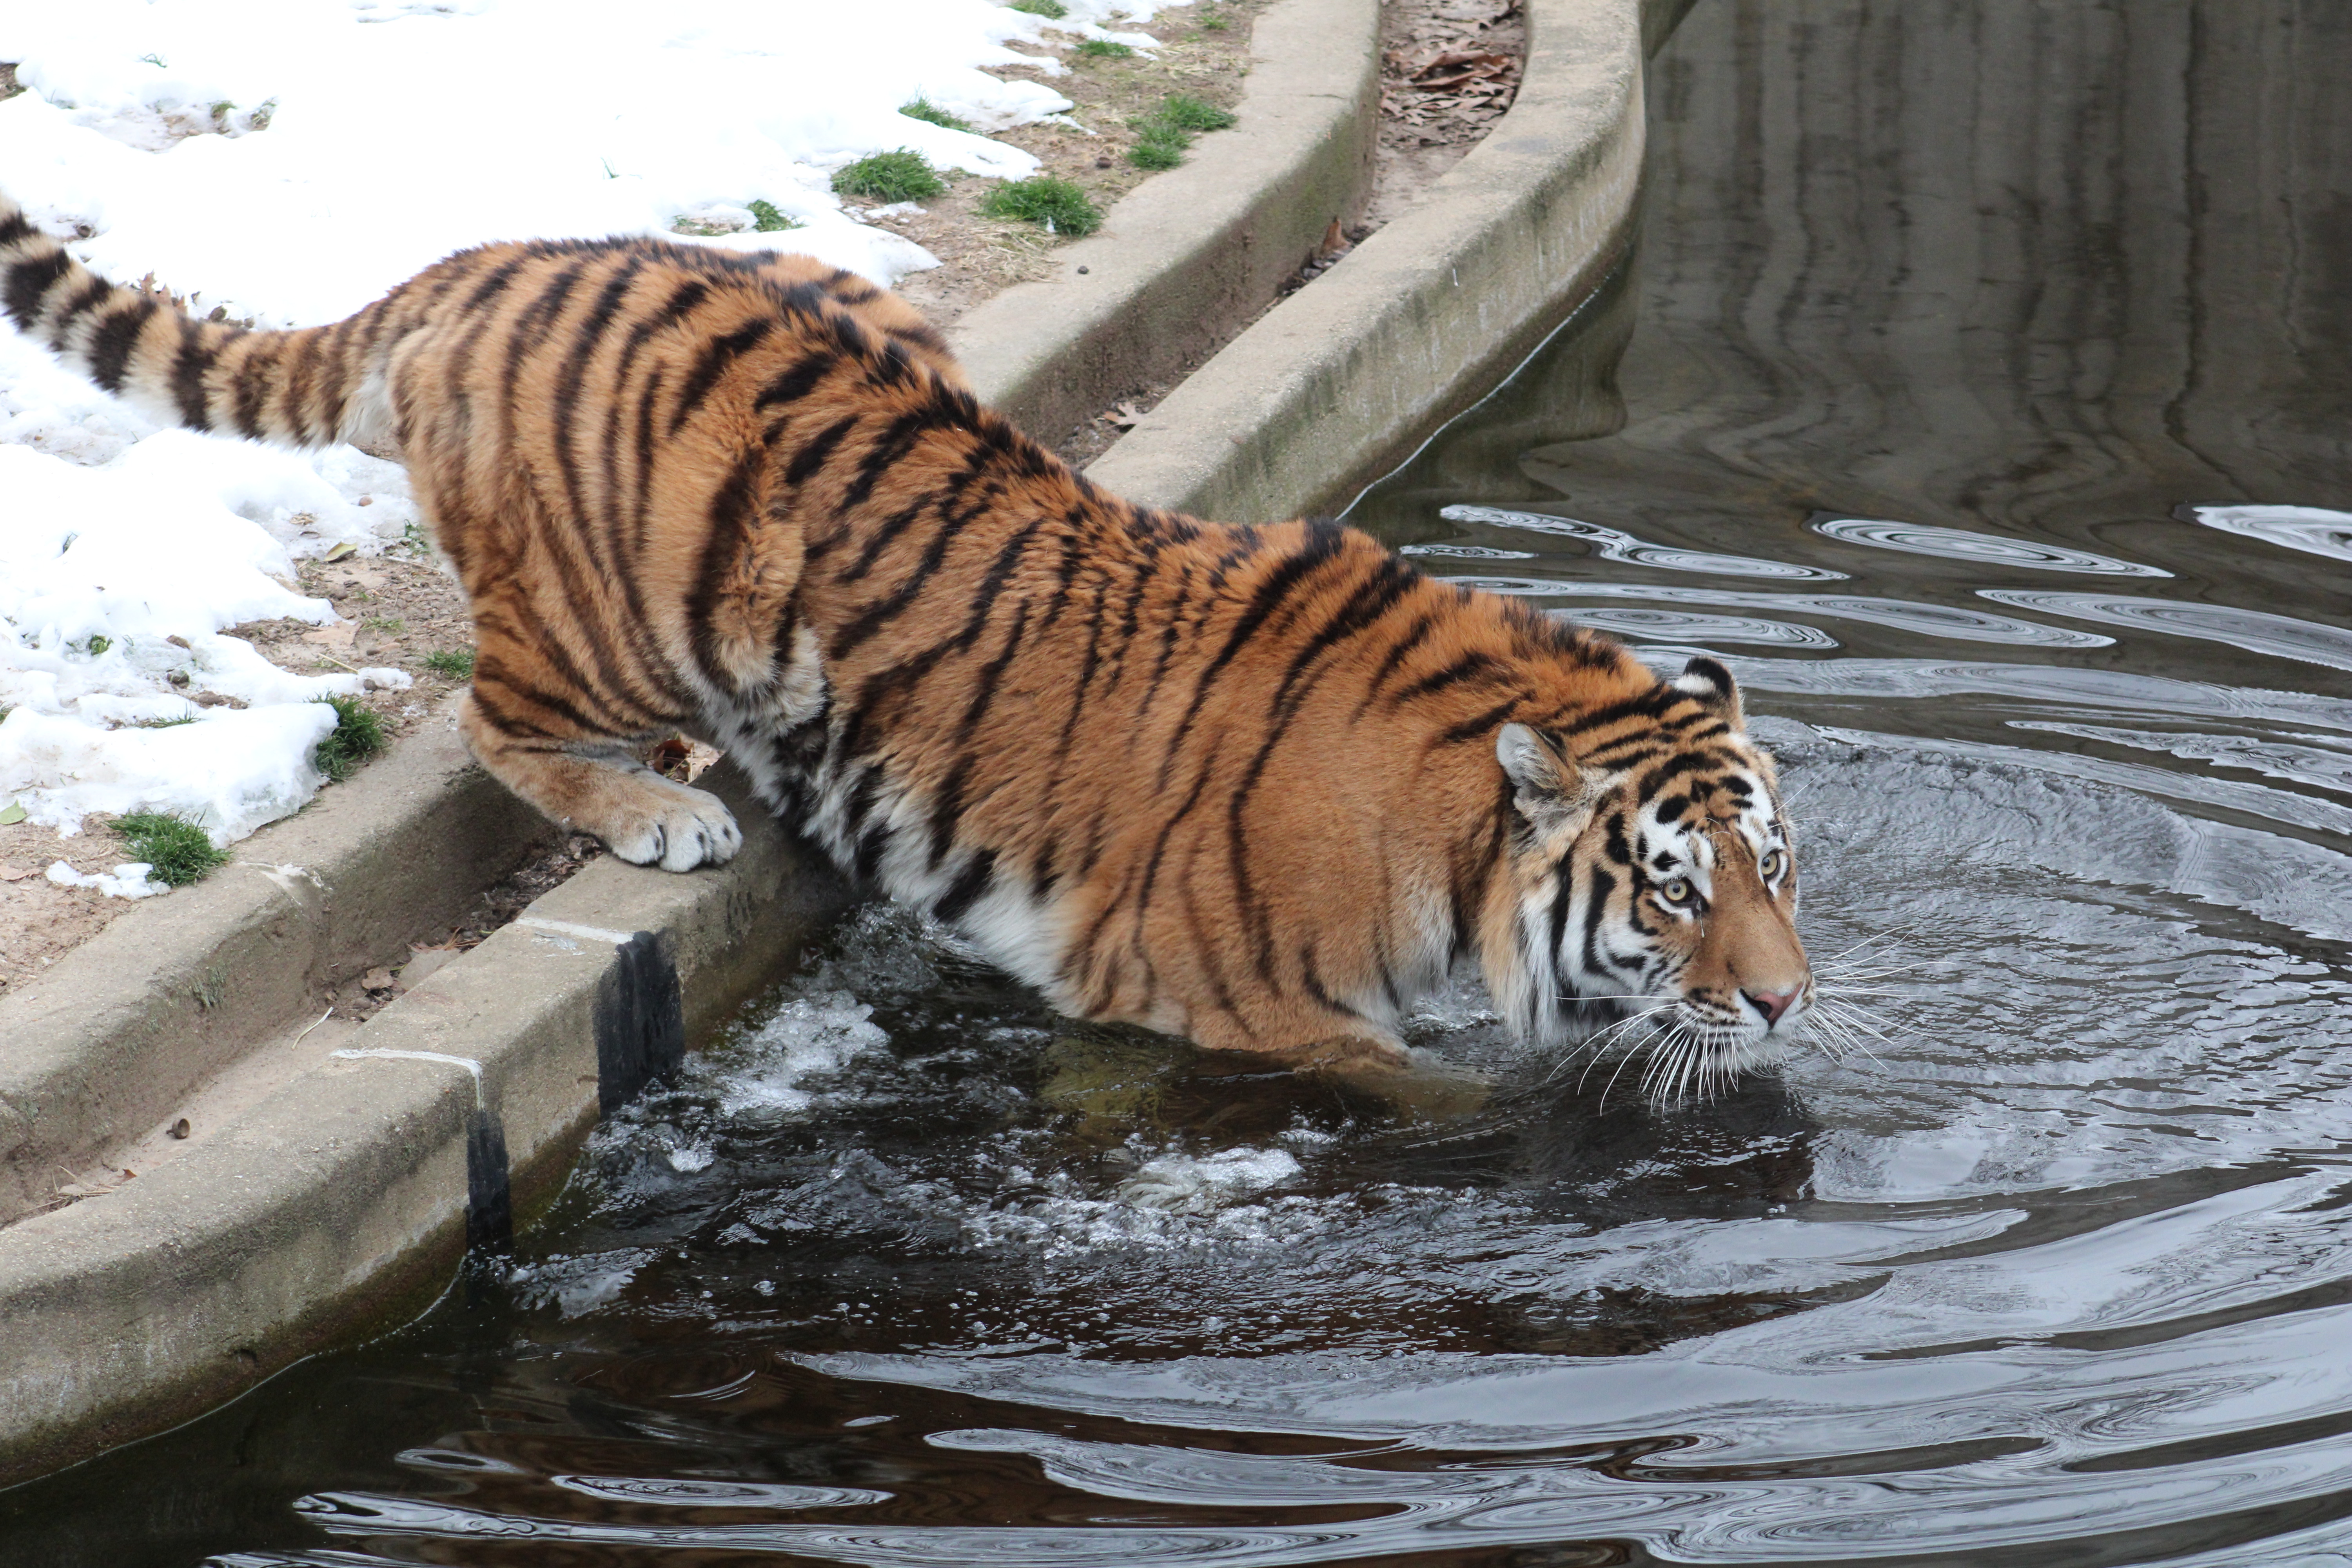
[12,0,2352,1563]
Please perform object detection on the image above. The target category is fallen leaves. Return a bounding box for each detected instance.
[1381,0,1523,147]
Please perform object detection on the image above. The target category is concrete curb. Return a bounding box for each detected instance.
[0,699,548,1226]
[1087,0,1649,523]
[0,0,1388,1485]
[0,764,849,1483]
[955,0,1382,443]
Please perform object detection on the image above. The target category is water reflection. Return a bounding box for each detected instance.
[11,0,2352,1564]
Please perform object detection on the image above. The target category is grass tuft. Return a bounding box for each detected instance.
[1159,94,1238,133]
[1200,11,1230,28]
[314,694,387,783]
[115,811,228,887]
[831,149,946,203]
[1076,38,1135,58]
[1009,0,1068,15]
[981,176,1103,236]
[422,647,475,681]
[899,98,971,132]
[747,198,801,232]
[1124,94,1238,171]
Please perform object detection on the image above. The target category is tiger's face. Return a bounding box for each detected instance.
[1492,657,1812,1096]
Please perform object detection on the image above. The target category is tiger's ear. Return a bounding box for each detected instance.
[1673,655,1744,730]
[1497,723,1613,837]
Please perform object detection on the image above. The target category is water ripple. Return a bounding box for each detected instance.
[1438,504,1849,581]
[1444,578,2114,647]
[1812,515,2171,576]
[1978,591,2352,672]
[2187,504,2352,566]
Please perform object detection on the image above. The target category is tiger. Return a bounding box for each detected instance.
[0,192,1813,1088]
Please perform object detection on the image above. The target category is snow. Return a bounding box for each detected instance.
[0,0,1176,876]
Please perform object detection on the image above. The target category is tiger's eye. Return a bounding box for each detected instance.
[1759,848,1786,881]
[1660,876,1693,904]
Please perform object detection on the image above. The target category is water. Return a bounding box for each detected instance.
[11,0,2352,1562]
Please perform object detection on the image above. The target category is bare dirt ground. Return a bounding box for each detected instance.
[0,0,1522,996]
[884,0,1271,332]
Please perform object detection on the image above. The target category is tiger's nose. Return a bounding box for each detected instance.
[1744,987,1800,1026]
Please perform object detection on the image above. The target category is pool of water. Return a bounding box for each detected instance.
[11,0,2352,1563]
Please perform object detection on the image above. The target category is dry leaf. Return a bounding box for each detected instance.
[322,540,359,562]
[361,966,396,992]
[0,863,29,882]
[0,803,25,826]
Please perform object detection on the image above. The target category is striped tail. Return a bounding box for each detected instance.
[0,191,392,450]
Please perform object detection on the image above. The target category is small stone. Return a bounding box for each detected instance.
[361,966,396,992]
[1076,265,1089,274]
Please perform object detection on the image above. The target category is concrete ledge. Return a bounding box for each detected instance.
[0,762,852,1485]
[953,0,1382,437]
[1087,0,1648,522]
[0,698,550,1225]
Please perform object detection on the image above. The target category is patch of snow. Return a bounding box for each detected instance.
[0,0,1151,844]
[45,859,168,898]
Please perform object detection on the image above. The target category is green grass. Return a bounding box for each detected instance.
[747,198,802,232]
[831,149,946,203]
[1076,38,1134,58]
[1159,94,1238,132]
[314,694,387,783]
[1199,9,1230,29]
[82,635,111,657]
[899,98,971,132]
[362,615,405,635]
[422,647,476,681]
[132,713,198,728]
[1125,94,1239,171]
[981,175,1102,236]
[1009,0,1067,15]
[114,811,228,887]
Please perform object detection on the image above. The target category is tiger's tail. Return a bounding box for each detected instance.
[0,190,394,450]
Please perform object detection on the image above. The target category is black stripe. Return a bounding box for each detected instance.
[837,404,952,511]
[1387,651,1506,710]
[45,276,111,341]
[0,209,33,249]
[1437,696,1523,748]
[785,413,860,487]
[1156,521,1346,790]
[170,317,216,430]
[85,300,156,391]
[667,316,773,435]
[231,335,281,438]
[2,246,69,327]
[932,848,998,925]
[1579,865,1619,982]
[838,436,995,581]
[685,443,769,688]
[754,348,836,410]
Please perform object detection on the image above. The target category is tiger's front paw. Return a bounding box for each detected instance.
[597,775,743,872]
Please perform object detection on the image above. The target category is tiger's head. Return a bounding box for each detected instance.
[1485,655,1811,1096]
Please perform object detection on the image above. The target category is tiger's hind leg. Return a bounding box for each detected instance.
[458,658,744,874]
